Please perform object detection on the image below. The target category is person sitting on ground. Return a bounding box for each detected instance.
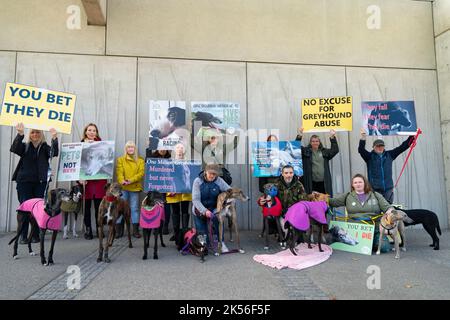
[191,164,231,252]
[327,173,394,252]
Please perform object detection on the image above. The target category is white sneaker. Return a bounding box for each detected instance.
[221,242,229,253]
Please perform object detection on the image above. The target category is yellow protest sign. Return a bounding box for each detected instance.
[0,83,76,134]
[301,96,353,132]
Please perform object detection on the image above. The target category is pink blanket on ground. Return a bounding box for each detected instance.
[17,198,62,231]
[253,243,332,270]
[140,205,165,229]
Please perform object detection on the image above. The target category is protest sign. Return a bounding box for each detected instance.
[144,158,201,193]
[251,141,302,177]
[328,220,375,255]
[302,96,352,132]
[0,83,76,134]
[361,101,417,136]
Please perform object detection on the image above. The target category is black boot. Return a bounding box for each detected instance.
[84,227,93,240]
[133,224,141,238]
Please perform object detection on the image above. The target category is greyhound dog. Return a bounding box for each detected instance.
[377,209,413,259]
[257,183,286,250]
[62,183,83,239]
[9,188,70,266]
[140,191,166,260]
[215,188,249,255]
[97,183,133,263]
[284,193,329,255]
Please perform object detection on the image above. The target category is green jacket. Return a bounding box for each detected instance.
[329,191,393,217]
[276,176,308,214]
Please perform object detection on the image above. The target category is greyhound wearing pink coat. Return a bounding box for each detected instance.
[9,188,69,266]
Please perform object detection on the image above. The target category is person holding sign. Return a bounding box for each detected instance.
[166,143,192,241]
[145,148,172,235]
[358,128,414,203]
[327,173,394,252]
[116,141,145,239]
[296,128,339,196]
[192,164,231,251]
[10,122,58,244]
[80,123,107,240]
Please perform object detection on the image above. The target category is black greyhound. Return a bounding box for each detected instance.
[9,188,70,266]
[141,191,166,260]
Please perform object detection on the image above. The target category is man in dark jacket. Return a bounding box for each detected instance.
[276,165,308,215]
[358,128,414,203]
[296,128,339,196]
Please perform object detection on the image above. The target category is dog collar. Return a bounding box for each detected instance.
[381,219,397,232]
[105,195,117,202]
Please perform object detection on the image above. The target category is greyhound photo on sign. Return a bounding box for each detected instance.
[361,101,417,136]
[79,141,115,180]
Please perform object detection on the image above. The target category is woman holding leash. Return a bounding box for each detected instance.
[10,122,59,244]
[116,140,145,238]
[191,164,231,252]
[327,173,394,252]
[296,128,339,196]
[80,123,107,240]
[166,143,192,241]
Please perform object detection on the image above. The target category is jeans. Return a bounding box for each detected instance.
[117,191,140,224]
[193,214,224,246]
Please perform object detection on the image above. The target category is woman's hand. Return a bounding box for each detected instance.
[167,192,175,197]
[205,210,212,219]
[49,128,57,140]
[16,123,25,136]
[297,127,304,136]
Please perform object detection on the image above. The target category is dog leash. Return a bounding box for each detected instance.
[394,128,422,188]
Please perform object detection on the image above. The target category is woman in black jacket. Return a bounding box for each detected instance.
[10,122,58,243]
[296,128,339,196]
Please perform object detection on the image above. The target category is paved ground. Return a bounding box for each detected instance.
[1,228,449,300]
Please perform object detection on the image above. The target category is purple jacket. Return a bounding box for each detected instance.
[285,201,328,231]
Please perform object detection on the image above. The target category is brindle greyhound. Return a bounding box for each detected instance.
[97,183,132,263]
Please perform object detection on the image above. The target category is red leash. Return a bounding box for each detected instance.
[394,128,422,188]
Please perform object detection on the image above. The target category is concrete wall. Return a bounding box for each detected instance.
[0,0,448,231]
[434,0,450,227]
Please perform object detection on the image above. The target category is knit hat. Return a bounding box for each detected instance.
[204,164,220,175]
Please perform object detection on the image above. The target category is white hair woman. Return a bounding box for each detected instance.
[10,122,58,244]
[116,140,145,238]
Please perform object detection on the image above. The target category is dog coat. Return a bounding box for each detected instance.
[140,204,165,229]
[17,198,62,231]
[285,201,328,231]
[258,196,282,217]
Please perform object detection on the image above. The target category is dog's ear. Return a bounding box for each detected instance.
[104,183,111,191]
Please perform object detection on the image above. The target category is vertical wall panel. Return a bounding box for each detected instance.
[0,52,16,232]
[346,67,448,227]
[247,63,348,229]
[137,58,249,228]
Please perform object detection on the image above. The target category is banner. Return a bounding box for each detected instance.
[191,101,240,138]
[57,143,83,181]
[149,100,187,150]
[251,141,302,177]
[58,141,115,181]
[361,101,417,136]
[0,83,76,134]
[328,220,374,255]
[301,96,352,132]
[144,158,202,193]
